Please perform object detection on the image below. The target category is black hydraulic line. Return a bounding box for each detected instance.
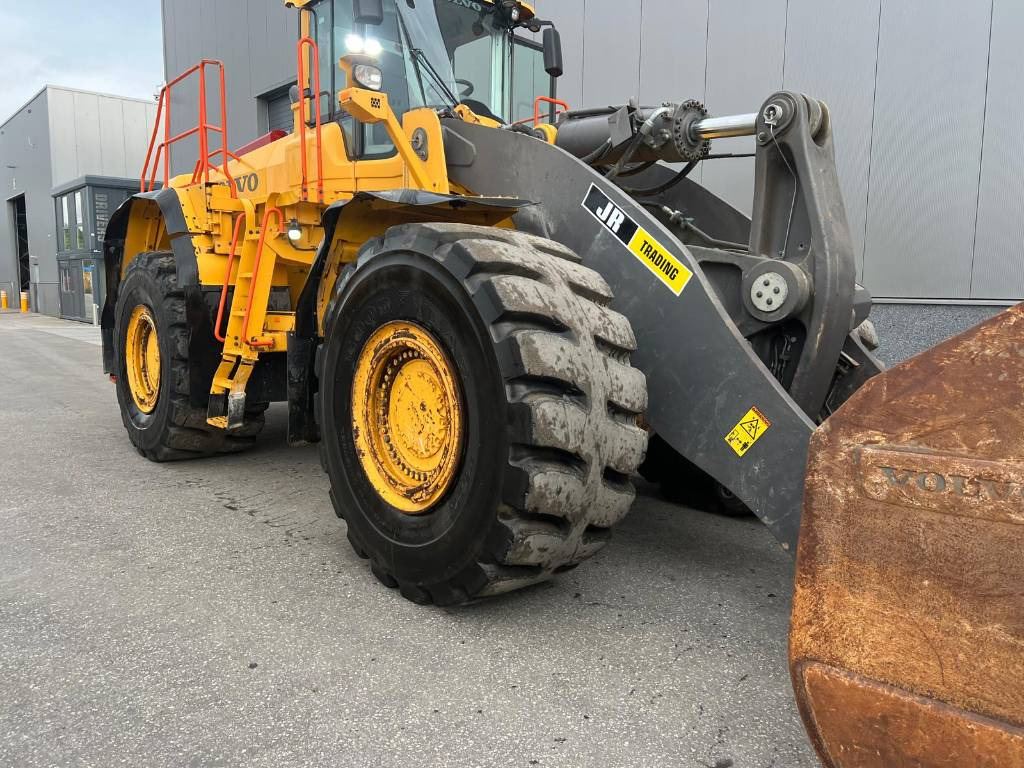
[579,139,612,165]
[642,202,749,252]
[615,160,657,178]
[604,134,644,181]
[619,161,698,196]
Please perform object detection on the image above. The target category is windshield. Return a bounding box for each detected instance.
[308,0,553,156]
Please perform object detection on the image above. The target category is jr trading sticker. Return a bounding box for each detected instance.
[582,184,693,296]
[725,406,772,457]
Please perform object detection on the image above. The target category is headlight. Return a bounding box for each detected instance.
[345,35,383,57]
[353,64,383,91]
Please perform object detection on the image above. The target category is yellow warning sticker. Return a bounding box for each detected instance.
[725,406,772,457]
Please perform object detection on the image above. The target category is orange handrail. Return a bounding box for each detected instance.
[214,213,247,343]
[141,60,236,197]
[534,96,570,127]
[510,96,572,128]
[243,207,284,348]
[296,37,324,203]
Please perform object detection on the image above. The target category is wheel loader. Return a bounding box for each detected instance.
[100,0,1023,763]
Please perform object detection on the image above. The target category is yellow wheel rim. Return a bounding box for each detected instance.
[352,322,464,514]
[125,304,161,413]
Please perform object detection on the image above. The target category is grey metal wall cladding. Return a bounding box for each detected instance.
[701,0,787,215]
[0,91,55,307]
[160,0,1024,302]
[783,0,880,284]
[638,0,707,106]
[581,0,641,106]
[863,0,992,299]
[971,0,1024,300]
[542,0,586,107]
[1,86,154,317]
[162,0,294,175]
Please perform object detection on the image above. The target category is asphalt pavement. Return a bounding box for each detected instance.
[0,311,817,767]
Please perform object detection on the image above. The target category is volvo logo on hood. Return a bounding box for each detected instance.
[446,0,486,11]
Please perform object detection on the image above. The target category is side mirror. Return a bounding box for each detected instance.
[354,0,384,25]
[543,28,563,78]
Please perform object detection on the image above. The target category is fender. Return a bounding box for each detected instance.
[286,189,529,445]
[100,188,204,377]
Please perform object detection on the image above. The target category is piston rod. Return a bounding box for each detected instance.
[691,112,759,140]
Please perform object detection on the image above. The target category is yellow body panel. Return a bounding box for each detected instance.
[118,3,531,430]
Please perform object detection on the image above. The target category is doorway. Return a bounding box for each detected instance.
[11,195,30,295]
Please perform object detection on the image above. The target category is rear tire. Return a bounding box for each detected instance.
[114,252,265,461]
[316,224,648,605]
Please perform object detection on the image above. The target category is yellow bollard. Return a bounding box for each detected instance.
[0,290,7,310]
[20,291,29,313]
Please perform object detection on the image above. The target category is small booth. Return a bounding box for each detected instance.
[53,176,138,323]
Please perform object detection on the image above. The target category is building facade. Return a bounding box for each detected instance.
[0,87,158,318]
[160,0,1022,359]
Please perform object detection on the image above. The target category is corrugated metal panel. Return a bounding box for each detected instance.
[122,101,154,181]
[96,97,129,179]
[862,0,991,299]
[154,0,1022,303]
[638,0,707,105]
[217,0,254,151]
[970,0,1024,301]
[165,0,202,173]
[702,0,787,215]
[783,0,880,282]
[542,0,586,108]
[581,0,641,106]
[638,0,708,184]
[71,93,102,180]
[253,0,295,96]
[47,88,78,185]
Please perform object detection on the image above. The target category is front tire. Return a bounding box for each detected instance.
[316,224,648,605]
[114,252,264,461]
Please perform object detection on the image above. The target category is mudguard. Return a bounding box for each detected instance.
[100,188,199,375]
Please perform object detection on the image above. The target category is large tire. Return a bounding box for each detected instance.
[114,252,265,461]
[316,224,648,605]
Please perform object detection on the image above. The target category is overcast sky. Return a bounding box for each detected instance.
[0,1,163,119]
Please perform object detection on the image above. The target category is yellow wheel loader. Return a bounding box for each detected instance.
[100,0,1023,763]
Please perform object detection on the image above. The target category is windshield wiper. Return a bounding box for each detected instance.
[409,47,460,109]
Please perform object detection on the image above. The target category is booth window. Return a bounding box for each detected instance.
[60,195,72,250]
[74,191,85,249]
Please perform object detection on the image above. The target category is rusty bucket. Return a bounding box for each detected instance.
[792,305,1024,767]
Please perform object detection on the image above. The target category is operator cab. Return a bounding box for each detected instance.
[299,0,562,158]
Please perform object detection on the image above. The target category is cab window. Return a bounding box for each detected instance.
[511,36,548,123]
